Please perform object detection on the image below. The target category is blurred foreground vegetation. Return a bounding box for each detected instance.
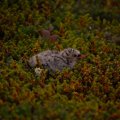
[0,0,120,119]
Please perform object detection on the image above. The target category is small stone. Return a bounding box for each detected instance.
[34,67,43,77]
[50,35,59,42]
[40,29,50,38]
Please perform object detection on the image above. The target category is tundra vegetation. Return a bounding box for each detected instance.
[0,0,120,120]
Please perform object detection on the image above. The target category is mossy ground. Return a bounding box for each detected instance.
[0,0,120,120]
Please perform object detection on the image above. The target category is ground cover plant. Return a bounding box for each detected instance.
[0,0,120,119]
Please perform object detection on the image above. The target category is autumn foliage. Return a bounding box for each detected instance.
[0,0,120,119]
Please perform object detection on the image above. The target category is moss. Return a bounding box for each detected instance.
[0,0,120,119]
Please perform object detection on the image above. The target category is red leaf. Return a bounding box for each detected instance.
[79,54,87,59]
